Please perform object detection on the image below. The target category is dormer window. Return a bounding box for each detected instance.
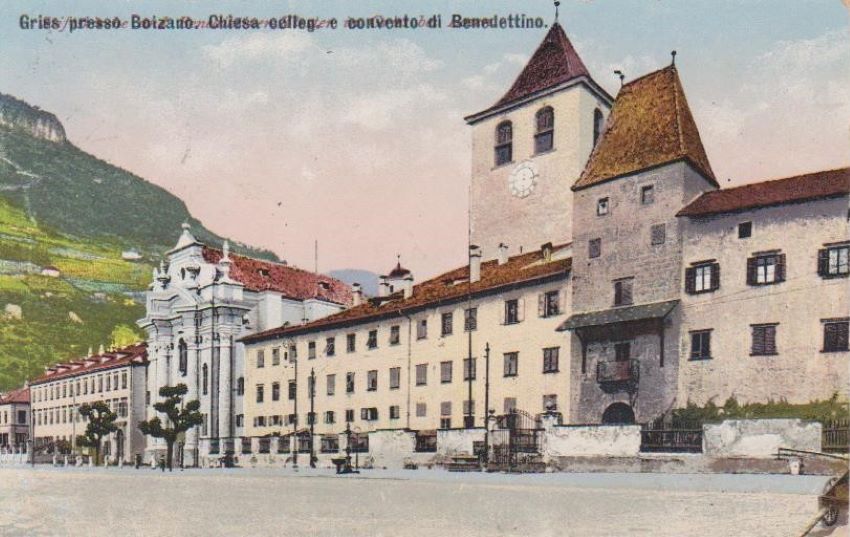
[258,268,270,277]
[534,107,554,154]
[494,121,513,166]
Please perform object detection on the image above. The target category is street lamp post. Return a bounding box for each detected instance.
[309,368,316,469]
[483,342,491,466]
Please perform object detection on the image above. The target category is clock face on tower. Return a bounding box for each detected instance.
[508,161,538,198]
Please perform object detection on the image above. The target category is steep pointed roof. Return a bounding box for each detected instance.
[465,23,609,123]
[574,65,717,190]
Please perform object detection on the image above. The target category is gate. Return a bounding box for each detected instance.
[489,409,544,471]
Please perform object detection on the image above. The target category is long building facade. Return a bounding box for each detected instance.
[0,386,29,450]
[137,225,352,465]
[29,344,148,462]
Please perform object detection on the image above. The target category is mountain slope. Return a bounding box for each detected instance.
[0,92,276,260]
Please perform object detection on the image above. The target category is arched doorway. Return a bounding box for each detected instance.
[601,403,635,425]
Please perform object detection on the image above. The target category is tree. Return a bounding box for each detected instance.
[77,401,119,465]
[138,383,203,471]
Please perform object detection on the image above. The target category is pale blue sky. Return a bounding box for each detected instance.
[1,1,848,276]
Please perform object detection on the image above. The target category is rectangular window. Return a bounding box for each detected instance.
[389,405,400,420]
[346,372,355,393]
[272,382,280,401]
[641,185,655,205]
[389,367,401,390]
[738,221,752,239]
[389,325,400,345]
[464,308,477,331]
[686,262,720,294]
[543,394,558,412]
[440,417,452,429]
[823,320,849,352]
[597,197,609,216]
[106,376,111,391]
[463,400,475,416]
[543,347,559,373]
[819,245,850,278]
[345,409,354,423]
[751,324,778,356]
[441,312,453,336]
[257,350,265,368]
[504,352,518,377]
[415,403,427,418]
[589,238,601,259]
[539,290,561,317]
[367,370,378,391]
[288,380,296,400]
[505,299,520,324]
[747,253,785,285]
[615,342,631,362]
[367,330,378,349]
[121,373,127,390]
[417,319,428,340]
[288,344,297,361]
[322,411,335,425]
[440,361,453,383]
[325,337,336,357]
[415,364,428,386]
[690,330,712,360]
[346,333,356,352]
[441,401,452,416]
[360,407,375,422]
[463,358,477,381]
[504,397,517,413]
[326,374,335,396]
[614,279,633,306]
[308,341,316,360]
[256,384,264,403]
[272,347,280,366]
[650,223,666,245]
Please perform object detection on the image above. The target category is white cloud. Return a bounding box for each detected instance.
[202,32,316,67]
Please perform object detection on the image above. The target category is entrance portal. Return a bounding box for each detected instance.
[601,403,635,425]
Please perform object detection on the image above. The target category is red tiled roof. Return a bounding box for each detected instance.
[678,167,850,217]
[467,23,603,121]
[0,386,29,405]
[574,65,716,190]
[241,245,571,343]
[31,343,148,385]
[202,247,352,306]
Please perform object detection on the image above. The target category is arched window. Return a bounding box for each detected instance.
[178,339,188,377]
[534,107,554,154]
[202,364,209,395]
[236,377,245,396]
[494,121,513,166]
[593,108,604,147]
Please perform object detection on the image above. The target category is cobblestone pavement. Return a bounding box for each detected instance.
[0,466,844,537]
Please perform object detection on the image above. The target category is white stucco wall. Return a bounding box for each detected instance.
[702,419,822,458]
[544,424,641,457]
[437,428,485,456]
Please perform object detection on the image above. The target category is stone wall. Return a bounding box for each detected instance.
[437,428,485,456]
[544,424,641,457]
[702,419,822,458]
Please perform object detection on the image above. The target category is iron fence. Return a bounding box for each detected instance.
[822,419,849,453]
[640,418,703,453]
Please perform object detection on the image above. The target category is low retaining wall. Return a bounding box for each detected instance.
[702,419,822,458]
[437,428,485,457]
[544,425,642,458]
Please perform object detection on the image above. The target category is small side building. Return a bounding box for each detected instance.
[0,386,30,450]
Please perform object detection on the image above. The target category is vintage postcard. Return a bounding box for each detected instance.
[0,1,848,535]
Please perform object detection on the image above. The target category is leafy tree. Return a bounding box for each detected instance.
[138,383,203,471]
[76,401,119,465]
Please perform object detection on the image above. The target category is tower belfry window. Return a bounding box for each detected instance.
[535,107,554,154]
[495,121,513,166]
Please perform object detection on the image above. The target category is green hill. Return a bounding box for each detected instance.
[0,92,278,390]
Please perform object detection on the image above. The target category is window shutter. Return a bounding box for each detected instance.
[776,254,786,282]
[685,267,696,294]
[537,294,545,317]
[746,257,757,285]
[622,283,632,305]
[518,298,525,322]
[817,248,829,276]
[710,263,720,291]
[751,327,764,355]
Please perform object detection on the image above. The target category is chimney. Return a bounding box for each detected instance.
[378,276,390,297]
[469,245,482,284]
[403,275,414,299]
[541,242,554,263]
[352,283,363,306]
[498,243,509,265]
